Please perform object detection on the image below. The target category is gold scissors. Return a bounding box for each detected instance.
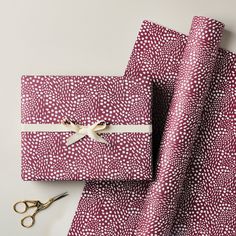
[13,192,69,228]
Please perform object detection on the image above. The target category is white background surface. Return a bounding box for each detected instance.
[0,0,235,235]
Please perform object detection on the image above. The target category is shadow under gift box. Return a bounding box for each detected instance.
[21,76,153,181]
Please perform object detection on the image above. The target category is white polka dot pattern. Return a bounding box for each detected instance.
[68,16,235,236]
[21,76,153,181]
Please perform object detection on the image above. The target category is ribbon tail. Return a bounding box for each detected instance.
[89,132,108,144]
[66,133,86,146]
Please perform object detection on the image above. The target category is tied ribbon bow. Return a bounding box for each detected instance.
[61,118,108,146]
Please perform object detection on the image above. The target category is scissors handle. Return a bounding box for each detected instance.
[13,200,41,214]
[21,214,36,228]
[13,201,27,213]
[13,192,68,228]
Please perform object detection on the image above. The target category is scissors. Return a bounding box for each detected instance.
[13,192,69,228]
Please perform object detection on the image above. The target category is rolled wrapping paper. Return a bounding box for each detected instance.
[171,48,236,235]
[136,16,224,235]
[69,17,235,235]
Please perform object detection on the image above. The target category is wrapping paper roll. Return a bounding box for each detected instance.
[136,16,224,235]
[68,16,235,236]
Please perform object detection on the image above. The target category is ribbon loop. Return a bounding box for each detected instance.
[62,118,108,146]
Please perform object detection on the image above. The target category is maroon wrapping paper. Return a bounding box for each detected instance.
[68,17,236,235]
[21,76,153,181]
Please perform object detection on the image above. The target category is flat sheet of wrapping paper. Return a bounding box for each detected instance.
[21,76,153,181]
[68,16,235,236]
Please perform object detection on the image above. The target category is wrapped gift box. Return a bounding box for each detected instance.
[21,75,153,181]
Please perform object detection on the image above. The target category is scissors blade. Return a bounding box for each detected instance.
[50,192,69,202]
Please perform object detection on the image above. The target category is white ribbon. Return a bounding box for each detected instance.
[21,119,152,146]
[61,119,108,145]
